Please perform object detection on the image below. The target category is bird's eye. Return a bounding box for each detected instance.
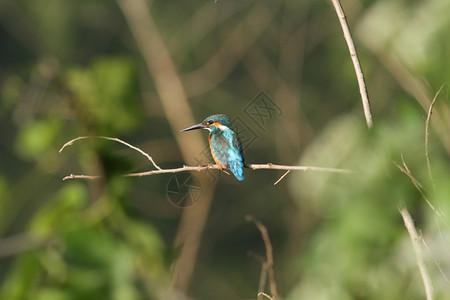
[208,120,213,125]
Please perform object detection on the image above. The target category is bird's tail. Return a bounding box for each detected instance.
[229,161,244,181]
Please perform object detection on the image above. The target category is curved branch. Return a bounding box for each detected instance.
[331,0,373,129]
[63,163,352,183]
[246,215,280,300]
[59,136,162,170]
[60,136,352,183]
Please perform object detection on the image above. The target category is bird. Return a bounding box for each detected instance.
[181,114,245,181]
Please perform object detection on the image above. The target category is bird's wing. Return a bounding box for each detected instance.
[232,132,245,162]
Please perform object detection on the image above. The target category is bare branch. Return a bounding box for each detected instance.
[421,236,450,284]
[257,264,268,300]
[331,0,373,129]
[398,203,434,300]
[246,215,280,300]
[258,292,275,300]
[425,85,444,185]
[59,136,162,170]
[246,163,352,173]
[63,174,102,181]
[63,163,352,181]
[394,156,437,214]
[274,170,290,185]
[60,136,352,181]
[395,156,450,285]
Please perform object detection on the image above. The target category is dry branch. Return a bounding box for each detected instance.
[246,215,280,300]
[394,156,437,214]
[59,136,162,170]
[331,0,373,129]
[60,135,352,183]
[395,156,450,285]
[62,163,351,182]
[258,292,275,300]
[398,203,434,300]
[425,85,444,185]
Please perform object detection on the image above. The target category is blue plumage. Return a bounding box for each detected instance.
[181,114,245,181]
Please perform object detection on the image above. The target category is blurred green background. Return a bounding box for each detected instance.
[1,0,449,299]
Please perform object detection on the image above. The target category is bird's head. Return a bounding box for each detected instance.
[181,114,233,133]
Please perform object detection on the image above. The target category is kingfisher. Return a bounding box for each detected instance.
[181,114,245,181]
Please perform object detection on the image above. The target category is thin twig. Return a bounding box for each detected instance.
[247,163,351,173]
[394,156,437,214]
[425,85,444,186]
[63,174,102,181]
[274,170,290,185]
[331,0,373,129]
[376,51,450,154]
[258,292,275,300]
[257,264,268,300]
[395,157,450,282]
[246,215,280,300]
[61,136,352,181]
[398,203,434,300]
[59,136,162,170]
[247,250,266,264]
[63,163,352,181]
[421,236,450,284]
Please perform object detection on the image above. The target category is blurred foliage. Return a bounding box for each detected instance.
[0,0,449,299]
[64,57,143,134]
[288,112,450,299]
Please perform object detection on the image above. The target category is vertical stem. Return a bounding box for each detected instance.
[247,215,280,299]
[398,203,434,300]
[257,264,268,300]
[331,0,373,129]
[425,85,444,187]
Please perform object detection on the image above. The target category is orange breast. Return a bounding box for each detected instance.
[209,135,224,170]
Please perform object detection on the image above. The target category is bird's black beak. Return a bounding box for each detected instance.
[180,123,206,132]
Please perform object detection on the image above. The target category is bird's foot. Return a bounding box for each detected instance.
[200,163,216,168]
